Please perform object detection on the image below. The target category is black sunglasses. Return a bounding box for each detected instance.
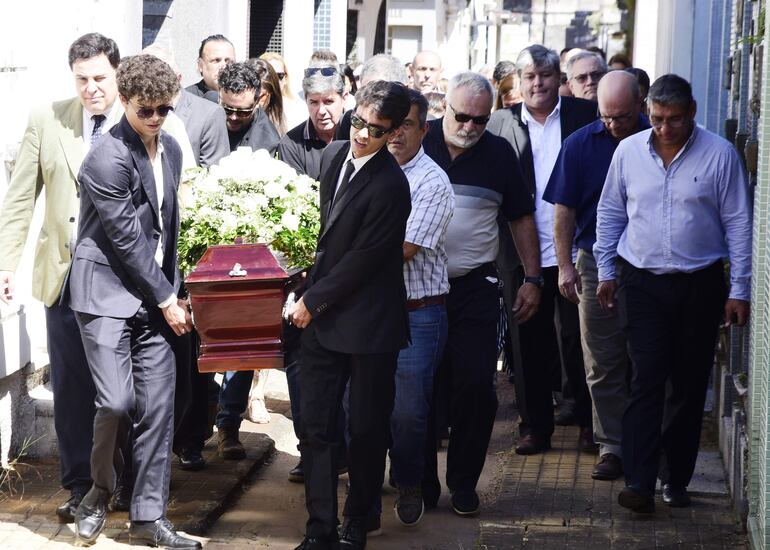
[130,102,174,120]
[304,66,338,78]
[350,113,391,138]
[448,103,490,125]
[220,102,258,118]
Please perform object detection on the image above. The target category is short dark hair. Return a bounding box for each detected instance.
[609,53,632,69]
[117,55,179,103]
[217,61,261,95]
[355,81,411,130]
[68,33,120,68]
[625,67,651,98]
[647,73,693,109]
[198,34,232,59]
[586,46,606,60]
[407,88,429,126]
[492,60,515,84]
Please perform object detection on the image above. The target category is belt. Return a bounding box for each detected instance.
[406,295,446,312]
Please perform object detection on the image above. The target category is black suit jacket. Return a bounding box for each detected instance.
[302,142,411,354]
[68,116,182,318]
[487,96,598,269]
[232,108,281,155]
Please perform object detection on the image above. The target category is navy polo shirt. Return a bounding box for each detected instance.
[542,115,650,252]
[423,118,534,277]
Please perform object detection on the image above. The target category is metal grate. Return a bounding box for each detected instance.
[313,0,332,51]
[249,0,284,56]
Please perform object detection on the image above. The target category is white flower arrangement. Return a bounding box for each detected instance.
[178,147,320,274]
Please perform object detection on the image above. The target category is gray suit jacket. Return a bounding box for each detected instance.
[68,116,183,318]
[174,90,229,168]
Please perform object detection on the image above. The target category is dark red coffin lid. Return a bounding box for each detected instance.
[185,243,287,284]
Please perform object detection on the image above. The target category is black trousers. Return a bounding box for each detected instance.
[517,266,591,437]
[620,260,726,493]
[46,301,97,493]
[424,264,499,497]
[298,323,397,538]
[173,331,212,453]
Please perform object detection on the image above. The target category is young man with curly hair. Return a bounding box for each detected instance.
[67,54,200,549]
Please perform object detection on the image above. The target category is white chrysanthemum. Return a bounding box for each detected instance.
[280,211,300,232]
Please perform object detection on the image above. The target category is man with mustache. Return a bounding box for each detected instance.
[421,71,541,516]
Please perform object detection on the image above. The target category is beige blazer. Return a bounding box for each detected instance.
[0,98,101,306]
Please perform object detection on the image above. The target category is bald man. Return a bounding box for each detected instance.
[411,51,443,94]
[543,71,649,481]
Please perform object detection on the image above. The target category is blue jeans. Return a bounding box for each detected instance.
[371,303,448,516]
[216,370,253,429]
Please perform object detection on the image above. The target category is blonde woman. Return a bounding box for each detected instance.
[260,52,308,129]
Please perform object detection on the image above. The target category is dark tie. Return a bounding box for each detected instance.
[330,160,355,215]
[90,114,106,146]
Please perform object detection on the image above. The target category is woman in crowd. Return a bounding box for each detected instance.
[260,52,307,129]
[495,72,522,110]
[249,58,288,135]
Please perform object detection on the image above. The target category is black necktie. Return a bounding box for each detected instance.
[330,160,355,215]
[90,114,106,146]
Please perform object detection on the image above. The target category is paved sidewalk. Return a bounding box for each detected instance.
[0,430,273,548]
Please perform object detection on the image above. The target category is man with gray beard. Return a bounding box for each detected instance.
[421,72,541,516]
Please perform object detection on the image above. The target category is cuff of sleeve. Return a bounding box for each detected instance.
[729,280,751,302]
[158,293,177,309]
[597,265,616,282]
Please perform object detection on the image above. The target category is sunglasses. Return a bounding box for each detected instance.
[304,66,338,78]
[130,103,174,120]
[598,110,634,125]
[350,113,391,138]
[448,104,490,125]
[220,103,258,118]
[573,70,606,84]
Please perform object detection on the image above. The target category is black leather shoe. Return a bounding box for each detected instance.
[295,536,340,550]
[592,453,623,480]
[288,459,305,483]
[422,476,441,510]
[662,484,691,507]
[578,427,599,453]
[338,516,367,549]
[515,434,551,455]
[109,482,132,512]
[56,489,87,523]
[618,486,655,513]
[129,517,202,549]
[178,448,206,471]
[75,485,111,545]
[451,490,480,517]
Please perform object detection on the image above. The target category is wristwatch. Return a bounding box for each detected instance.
[523,275,545,289]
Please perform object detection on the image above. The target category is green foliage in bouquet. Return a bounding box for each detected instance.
[177,148,320,274]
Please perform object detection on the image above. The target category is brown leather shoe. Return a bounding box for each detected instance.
[217,426,246,459]
[515,434,551,455]
[592,453,623,480]
[578,427,599,453]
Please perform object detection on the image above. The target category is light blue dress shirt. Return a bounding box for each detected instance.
[594,125,752,301]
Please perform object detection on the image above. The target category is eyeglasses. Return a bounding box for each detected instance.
[350,113,392,138]
[573,70,606,84]
[130,103,174,120]
[304,67,338,78]
[649,116,688,129]
[598,111,634,125]
[448,103,490,125]
[220,102,258,118]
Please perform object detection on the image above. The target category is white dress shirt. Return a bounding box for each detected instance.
[150,140,176,309]
[521,98,562,267]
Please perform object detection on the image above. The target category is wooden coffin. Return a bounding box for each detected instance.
[185,243,304,372]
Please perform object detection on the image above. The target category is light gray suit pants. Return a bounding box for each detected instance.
[75,305,175,522]
[576,249,630,457]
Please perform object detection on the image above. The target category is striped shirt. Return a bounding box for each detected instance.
[402,147,455,300]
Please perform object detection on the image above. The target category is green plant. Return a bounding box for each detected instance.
[0,436,43,501]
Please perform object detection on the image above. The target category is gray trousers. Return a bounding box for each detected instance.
[75,305,175,522]
[575,249,630,457]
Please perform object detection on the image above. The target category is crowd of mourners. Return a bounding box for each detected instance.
[0,30,752,550]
